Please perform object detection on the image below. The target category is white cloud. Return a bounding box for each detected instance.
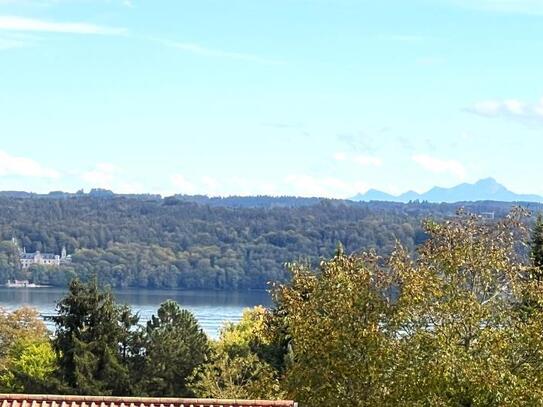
[333,152,382,167]
[333,152,347,161]
[412,154,466,179]
[284,174,368,198]
[0,16,126,35]
[161,40,283,65]
[0,150,60,178]
[81,163,144,193]
[201,176,219,194]
[352,154,382,167]
[170,175,281,197]
[466,97,543,124]
[168,174,367,198]
[81,163,117,188]
[171,174,196,195]
[116,181,145,194]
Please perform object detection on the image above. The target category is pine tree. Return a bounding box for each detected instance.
[52,279,137,395]
[137,300,209,397]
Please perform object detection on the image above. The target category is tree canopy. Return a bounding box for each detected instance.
[0,195,535,289]
[3,209,543,405]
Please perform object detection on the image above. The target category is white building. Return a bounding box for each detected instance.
[13,239,72,269]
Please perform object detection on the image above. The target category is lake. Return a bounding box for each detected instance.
[0,287,272,339]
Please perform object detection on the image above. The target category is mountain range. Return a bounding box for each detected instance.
[0,178,540,205]
[351,178,543,203]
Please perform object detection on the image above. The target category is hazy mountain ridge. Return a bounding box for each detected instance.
[2,178,542,206]
[352,178,543,203]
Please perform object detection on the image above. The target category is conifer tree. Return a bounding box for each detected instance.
[137,300,209,397]
[52,279,137,395]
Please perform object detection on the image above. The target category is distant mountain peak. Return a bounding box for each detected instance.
[475,177,500,187]
[352,179,543,204]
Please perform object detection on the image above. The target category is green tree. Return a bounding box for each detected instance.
[272,252,392,406]
[387,211,539,405]
[0,307,55,393]
[0,338,57,393]
[272,209,543,406]
[52,279,137,395]
[531,213,543,280]
[137,300,209,397]
[191,307,285,400]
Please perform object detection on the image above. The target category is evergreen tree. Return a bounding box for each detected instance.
[137,300,209,397]
[52,279,137,395]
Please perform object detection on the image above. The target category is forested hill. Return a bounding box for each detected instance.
[0,194,540,290]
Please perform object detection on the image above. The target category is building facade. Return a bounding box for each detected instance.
[13,238,72,269]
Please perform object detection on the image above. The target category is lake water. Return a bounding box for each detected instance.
[0,287,272,339]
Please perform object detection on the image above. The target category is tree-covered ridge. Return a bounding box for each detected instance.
[0,195,540,289]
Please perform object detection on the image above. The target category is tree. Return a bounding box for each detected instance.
[191,307,285,400]
[0,307,54,393]
[52,279,137,395]
[531,213,543,280]
[272,252,392,406]
[0,338,57,393]
[136,300,209,397]
[386,210,538,405]
[272,209,543,406]
[0,307,48,370]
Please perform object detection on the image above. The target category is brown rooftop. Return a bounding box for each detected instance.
[0,395,297,407]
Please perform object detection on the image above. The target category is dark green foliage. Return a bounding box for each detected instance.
[0,240,23,282]
[135,300,209,397]
[0,196,536,289]
[52,280,136,395]
[531,213,543,280]
[51,281,209,397]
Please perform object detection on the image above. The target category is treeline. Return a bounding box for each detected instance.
[4,210,543,405]
[0,195,540,289]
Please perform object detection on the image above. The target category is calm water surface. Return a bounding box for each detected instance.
[0,287,272,339]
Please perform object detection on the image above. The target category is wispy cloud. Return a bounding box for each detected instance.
[81,163,143,193]
[0,36,26,50]
[81,163,118,188]
[161,39,284,65]
[466,98,543,125]
[412,154,466,179]
[284,174,368,198]
[0,32,41,51]
[169,174,278,197]
[171,174,197,195]
[0,150,60,178]
[0,16,126,35]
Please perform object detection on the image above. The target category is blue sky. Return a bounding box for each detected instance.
[1,0,543,198]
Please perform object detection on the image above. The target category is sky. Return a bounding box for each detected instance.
[1,0,543,198]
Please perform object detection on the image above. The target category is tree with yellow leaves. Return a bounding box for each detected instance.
[273,209,543,406]
[0,307,57,393]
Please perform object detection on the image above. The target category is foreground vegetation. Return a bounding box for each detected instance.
[0,195,536,289]
[3,209,543,405]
